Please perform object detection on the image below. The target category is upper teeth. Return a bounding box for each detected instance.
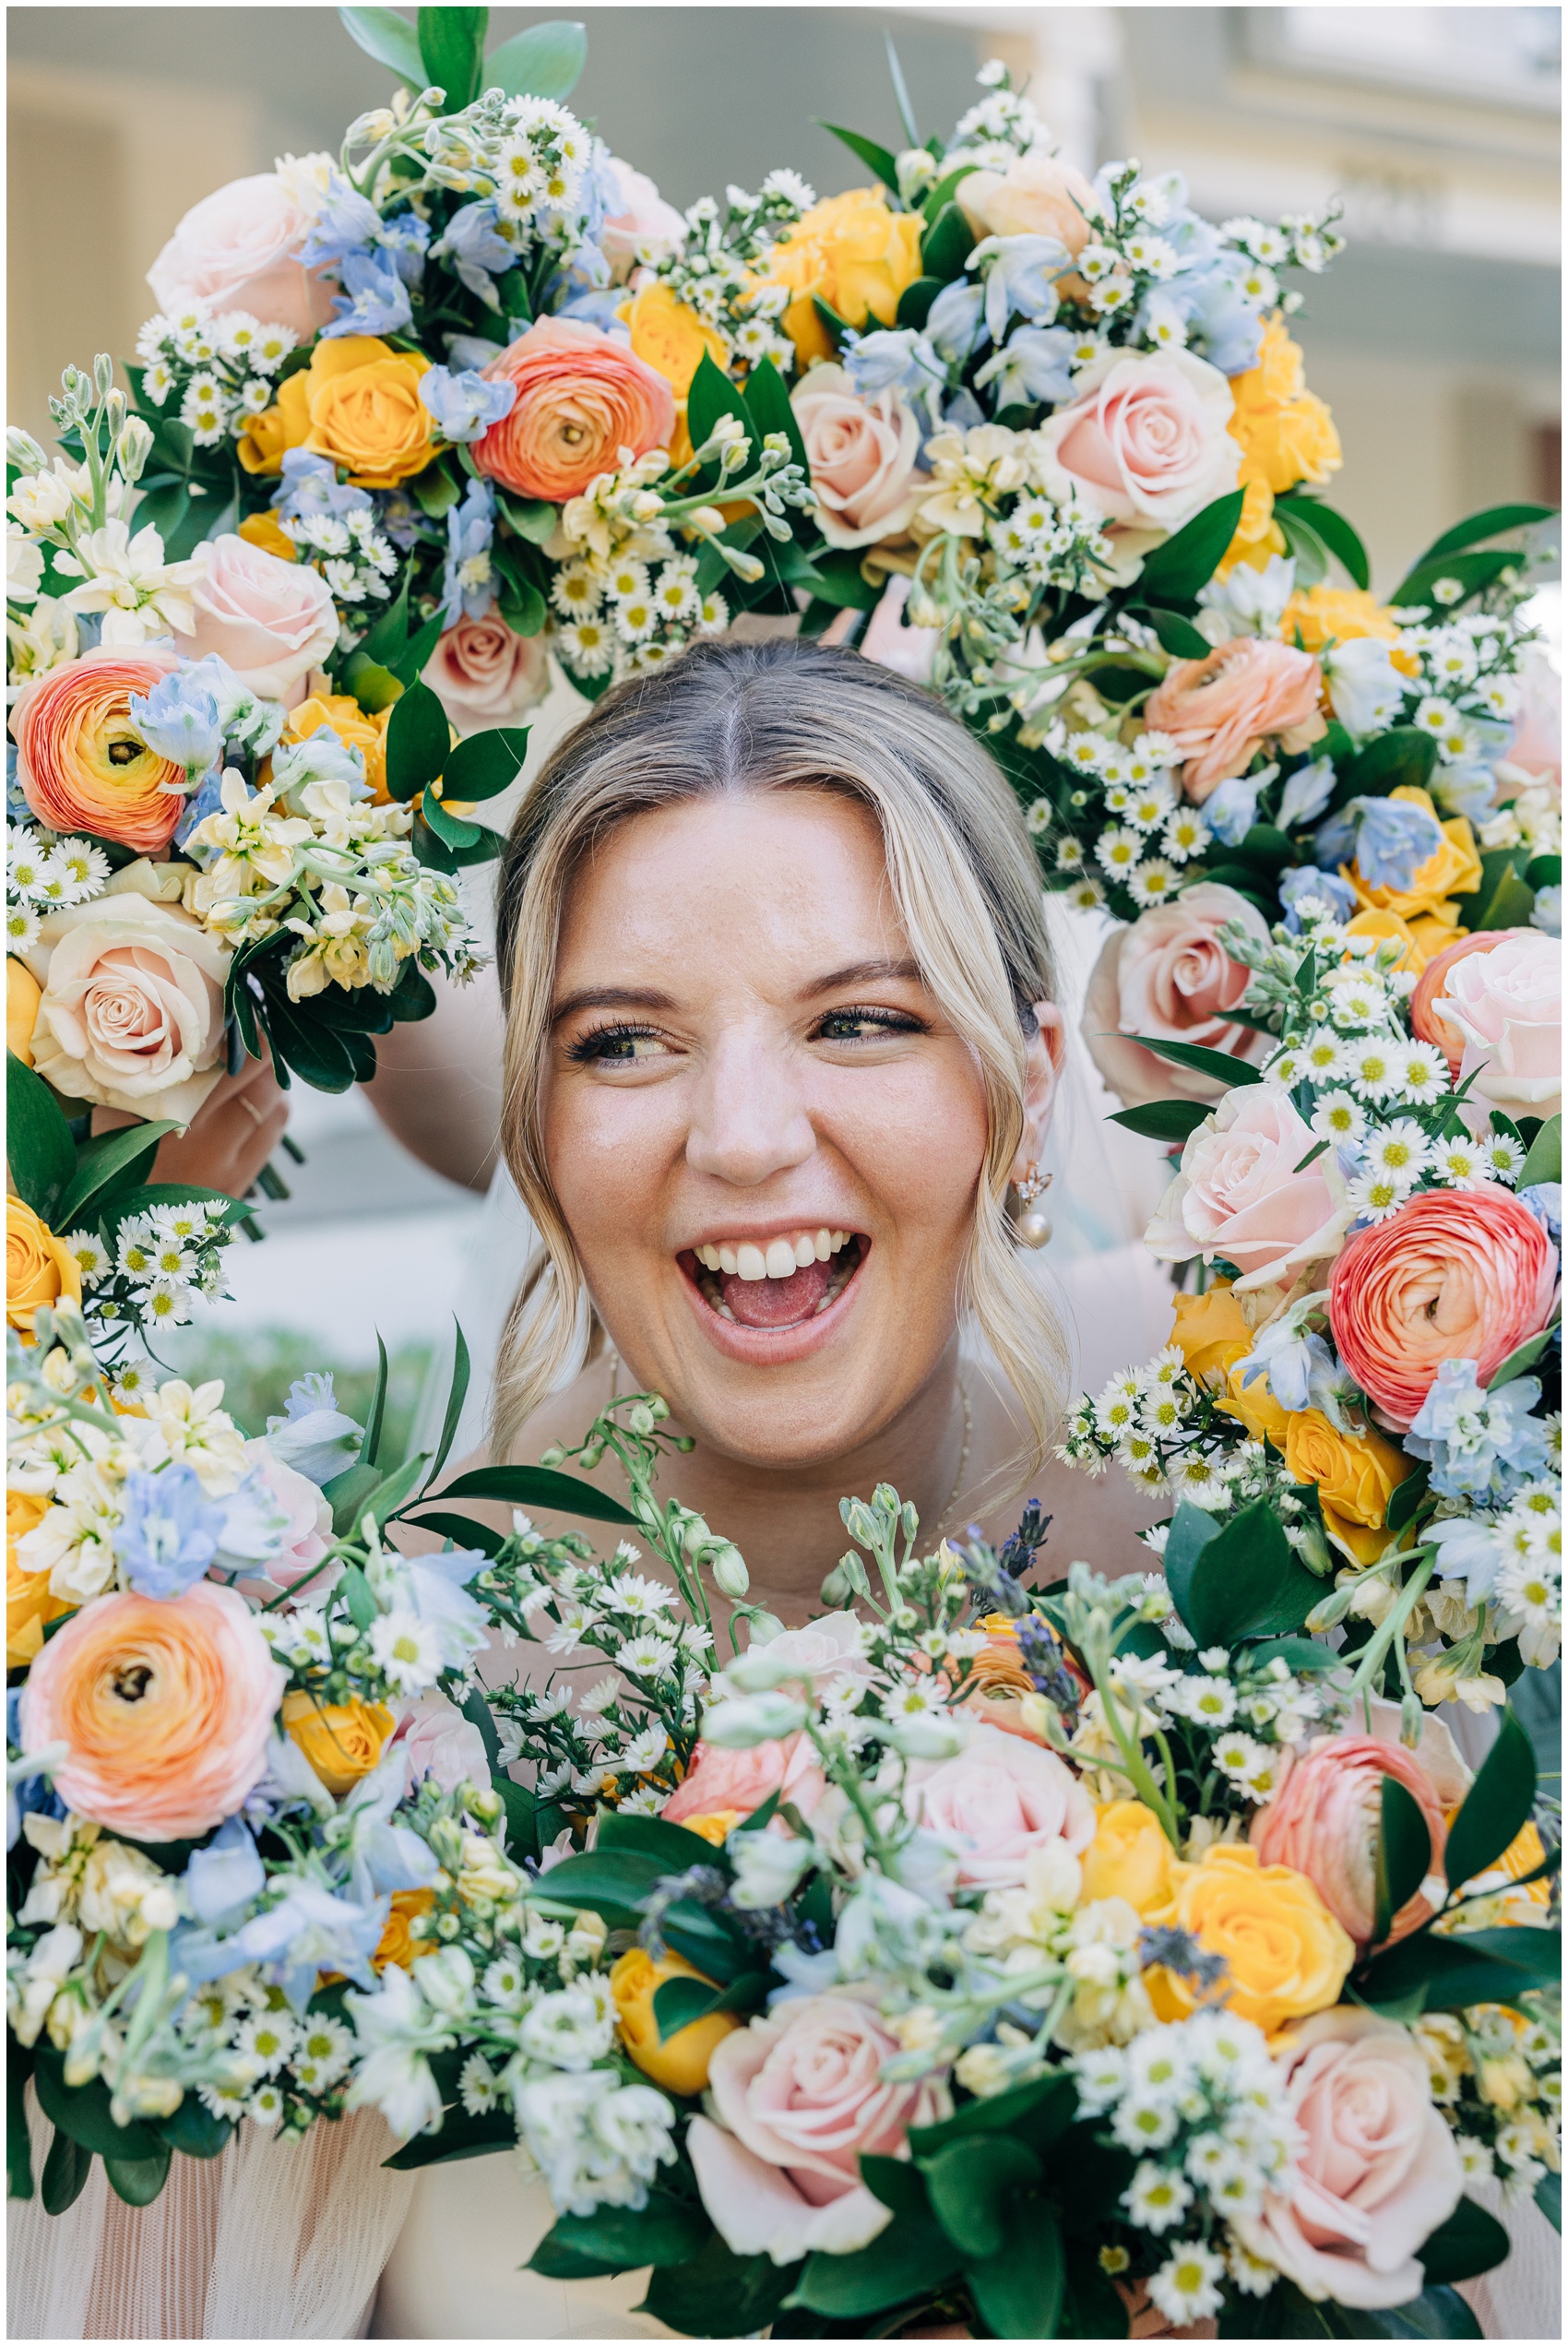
[695,1229,852,1280]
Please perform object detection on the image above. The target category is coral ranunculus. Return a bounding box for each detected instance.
[6,1199,82,1334]
[281,1689,397,1795]
[663,1730,826,1839]
[11,647,184,852]
[1252,1721,1460,1948]
[1143,636,1326,801]
[1328,1185,1560,1427]
[1082,881,1271,1111]
[1152,1843,1354,2034]
[612,1946,740,2096]
[18,1582,286,1840]
[473,317,674,502]
[759,189,922,370]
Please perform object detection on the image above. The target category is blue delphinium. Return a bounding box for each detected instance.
[116,1463,227,1599]
[976,325,1076,411]
[270,449,374,527]
[326,249,413,339]
[418,365,517,445]
[430,200,517,309]
[1276,756,1337,832]
[442,477,497,625]
[266,1372,364,1485]
[1517,1184,1563,1244]
[1404,1359,1551,1501]
[1204,775,1264,849]
[968,232,1066,344]
[1277,863,1360,930]
[127,669,225,774]
[1314,793,1444,892]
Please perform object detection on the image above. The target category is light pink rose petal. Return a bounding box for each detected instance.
[685,2115,891,2264]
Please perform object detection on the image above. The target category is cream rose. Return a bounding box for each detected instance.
[422,613,550,739]
[790,363,924,551]
[147,169,336,342]
[172,534,338,708]
[904,1721,1095,1891]
[1234,2007,1463,2309]
[1146,1083,1352,1292]
[243,1438,334,1592]
[23,880,229,1124]
[956,152,1100,268]
[1084,882,1271,1111]
[600,158,687,281]
[1035,348,1240,539]
[1426,930,1562,1123]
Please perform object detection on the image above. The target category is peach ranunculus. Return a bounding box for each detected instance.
[1346,786,1481,932]
[663,1730,827,1846]
[173,533,338,708]
[686,1995,944,2262]
[1411,929,1534,1072]
[759,190,923,371]
[284,693,393,802]
[1327,1186,1560,1427]
[423,613,550,740]
[903,1721,1095,1892]
[612,1946,739,2096]
[6,1199,82,1335]
[957,151,1101,283]
[146,167,337,342]
[1252,1721,1461,1949]
[11,647,184,853]
[1152,1843,1354,2034]
[600,159,687,282]
[1144,637,1326,803]
[1423,929,1562,1124]
[1170,1280,1255,1392]
[281,1688,397,1796]
[790,363,924,552]
[243,1437,334,1590]
[18,1582,286,1840]
[1146,1084,1352,1292]
[473,318,674,503]
[1036,348,1240,554]
[1083,882,1271,1112]
[1233,2007,1464,2310]
[948,1618,1046,1743]
[23,885,230,1125]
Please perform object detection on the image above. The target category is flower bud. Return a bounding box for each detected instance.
[116,417,154,484]
[700,1691,806,1747]
[93,353,115,397]
[6,429,46,474]
[819,1564,852,1606]
[689,506,726,535]
[709,1543,748,1599]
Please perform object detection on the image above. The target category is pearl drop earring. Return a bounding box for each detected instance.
[1012,1162,1053,1249]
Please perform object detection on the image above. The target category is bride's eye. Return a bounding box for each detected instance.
[565,1022,673,1065]
[814,1006,928,1044]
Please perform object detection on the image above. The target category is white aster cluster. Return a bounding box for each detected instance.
[1027,727,1190,913]
[1416,2004,1562,2205]
[136,308,298,447]
[5,823,109,954]
[651,177,810,376]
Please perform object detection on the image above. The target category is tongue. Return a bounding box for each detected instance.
[722,1259,833,1328]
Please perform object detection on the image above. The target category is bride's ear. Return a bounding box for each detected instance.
[1010,1000,1066,1185]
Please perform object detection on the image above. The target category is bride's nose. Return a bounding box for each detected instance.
[683,1024,814,1187]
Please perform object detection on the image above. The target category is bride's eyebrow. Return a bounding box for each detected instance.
[802,958,924,998]
[550,984,677,1024]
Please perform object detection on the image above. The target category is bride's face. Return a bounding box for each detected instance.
[542,789,1005,1469]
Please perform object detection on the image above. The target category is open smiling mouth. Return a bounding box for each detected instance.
[678,1229,867,1331]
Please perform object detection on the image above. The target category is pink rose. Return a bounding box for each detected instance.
[397,1692,493,1795]
[600,158,687,281]
[1504,640,1561,790]
[1410,930,1532,1074]
[423,613,550,739]
[1146,1084,1352,1292]
[903,1721,1094,1891]
[1144,637,1327,802]
[24,883,229,1124]
[687,1995,944,2261]
[244,1437,333,1591]
[1233,2007,1463,2309]
[173,534,338,708]
[1036,349,1239,537]
[1084,883,1271,1112]
[146,171,336,341]
[663,1730,826,1831]
[791,363,924,551]
[1252,1712,1463,1949]
[1425,930,1562,1124]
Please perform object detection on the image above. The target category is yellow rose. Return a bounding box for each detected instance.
[611,1946,739,2096]
[1342,907,1455,976]
[303,337,435,488]
[1220,1360,1290,1449]
[1170,1282,1253,1392]
[1228,316,1342,497]
[1152,1843,1353,2035]
[7,959,42,1066]
[281,1689,397,1795]
[237,370,312,477]
[1348,786,1482,927]
[1282,1410,1412,1566]
[237,511,299,563]
[7,1490,70,1668]
[6,1198,82,1334]
[374,1888,437,1971]
[1081,1800,1181,1919]
[759,190,922,369]
[285,692,396,804]
[1218,478,1288,578]
[623,281,729,399]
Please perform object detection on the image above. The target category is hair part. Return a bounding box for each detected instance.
[490,637,1067,1472]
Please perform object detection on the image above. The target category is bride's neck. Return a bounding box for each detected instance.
[655,1338,970,1625]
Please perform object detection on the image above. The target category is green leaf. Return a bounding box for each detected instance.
[920,199,974,281]
[42,2127,93,2215]
[885,32,921,147]
[909,2071,1076,2158]
[531,1848,665,1919]
[1535,2171,1561,2233]
[6,1051,75,1220]
[686,351,753,473]
[921,163,980,222]
[397,1508,505,1555]
[1277,495,1371,589]
[419,6,485,108]
[32,2047,163,2162]
[1137,490,1246,606]
[359,1331,389,1466]
[494,489,559,543]
[1107,1097,1213,1145]
[1416,2197,1509,2287]
[1413,502,1558,568]
[340,650,405,714]
[152,2094,232,2160]
[1526,852,1562,891]
[1275,501,1329,588]
[1392,548,1520,617]
[364,1450,433,1530]
[384,2101,517,2170]
[1387,1465,1430,1533]
[896,275,943,329]
[338,5,425,84]
[793,2208,961,2318]
[53,1120,178,1229]
[650,1969,768,2042]
[422,1463,640,1526]
[1519,1112,1560,1188]
[741,355,809,480]
[104,2144,173,2206]
[459,1683,502,1775]
[860,2153,930,2221]
[1120,1032,1265,1090]
[1140,603,1212,658]
[660,1899,749,1987]
[920,2135,1041,2260]
[814,123,900,194]
[421,1319,471,1495]
[527,2232,623,2279]
[967,2198,1064,2341]
[1359,1924,1560,2016]
[543,2188,709,2269]
[1167,1499,1323,1647]
[336,1561,379,1635]
[385,678,450,800]
[484,19,588,101]
[421,790,482,851]
[596,1808,730,1871]
[1470,866,1537,934]
[799,547,880,612]
[1443,1706,1536,1890]
[639,2228,800,2336]
[9,2035,36,2200]
[1341,726,1441,802]
[441,729,530,805]
[1373,1774,1434,1947]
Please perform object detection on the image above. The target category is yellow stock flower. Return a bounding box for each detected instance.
[611,1946,739,2095]
[1152,1843,1353,2034]
[1081,1800,1181,1920]
[759,190,922,368]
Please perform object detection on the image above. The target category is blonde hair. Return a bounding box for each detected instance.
[491,637,1068,1468]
